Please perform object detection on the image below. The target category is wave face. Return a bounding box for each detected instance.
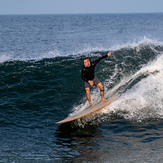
[1,14,163,162]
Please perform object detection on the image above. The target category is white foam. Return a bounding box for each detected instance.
[69,37,163,59]
[0,54,11,63]
[110,36,163,52]
[21,49,63,61]
[102,53,163,121]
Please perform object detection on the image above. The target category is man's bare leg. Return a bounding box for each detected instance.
[97,83,108,102]
[85,88,93,108]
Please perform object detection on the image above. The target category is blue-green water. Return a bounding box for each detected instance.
[1,14,163,162]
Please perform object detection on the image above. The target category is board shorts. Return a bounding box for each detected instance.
[84,77,101,89]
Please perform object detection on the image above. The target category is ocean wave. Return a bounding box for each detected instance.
[2,37,163,128]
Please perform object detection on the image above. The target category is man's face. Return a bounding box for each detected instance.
[84,59,90,67]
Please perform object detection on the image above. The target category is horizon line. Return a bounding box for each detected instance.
[0,12,163,16]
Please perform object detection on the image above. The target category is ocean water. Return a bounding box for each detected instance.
[1,13,163,162]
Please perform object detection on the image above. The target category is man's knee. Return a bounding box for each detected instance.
[97,83,104,90]
[85,88,90,94]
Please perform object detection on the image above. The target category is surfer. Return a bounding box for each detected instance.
[81,52,111,108]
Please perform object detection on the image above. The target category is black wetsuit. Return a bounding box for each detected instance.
[81,55,108,82]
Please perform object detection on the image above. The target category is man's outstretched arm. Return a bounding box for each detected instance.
[92,52,111,65]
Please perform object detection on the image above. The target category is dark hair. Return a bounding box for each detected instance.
[84,57,91,62]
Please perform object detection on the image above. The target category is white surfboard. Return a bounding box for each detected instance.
[56,94,120,124]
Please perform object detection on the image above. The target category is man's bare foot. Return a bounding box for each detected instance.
[102,98,108,102]
[90,105,94,109]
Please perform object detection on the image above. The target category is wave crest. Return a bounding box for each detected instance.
[1,37,163,63]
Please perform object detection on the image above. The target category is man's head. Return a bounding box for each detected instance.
[84,57,91,67]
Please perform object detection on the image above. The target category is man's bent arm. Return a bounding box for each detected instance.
[81,69,88,82]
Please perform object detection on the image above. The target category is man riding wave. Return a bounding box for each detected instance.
[81,52,111,108]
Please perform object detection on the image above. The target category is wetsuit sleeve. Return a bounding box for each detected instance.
[81,68,88,82]
[92,55,108,65]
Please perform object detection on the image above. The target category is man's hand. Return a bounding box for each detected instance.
[88,80,94,86]
[107,52,111,57]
